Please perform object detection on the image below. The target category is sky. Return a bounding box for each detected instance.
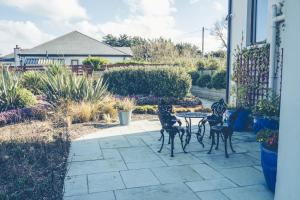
[0,0,227,56]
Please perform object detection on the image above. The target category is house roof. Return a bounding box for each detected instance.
[115,47,133,56]
[20,31,132,57]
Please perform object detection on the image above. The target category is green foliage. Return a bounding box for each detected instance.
[197,74,212,87]
[0,69,37,111]
[252,95,280,117]
[16,88,37,108]
[40,65,107,105]
[83,57,109,71]
[115,60,150,65]
[196,60,206,70]
[256,129,278,151]
[20,71,45,95]
[133,105,158,114]
[205,58,222,70]
[211,71,226,89]
[188,71,200,85]
[103,66,191,98]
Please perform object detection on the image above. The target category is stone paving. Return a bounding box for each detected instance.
[63,119,274,200]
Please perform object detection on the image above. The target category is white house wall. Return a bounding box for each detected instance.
[20,55,129,66]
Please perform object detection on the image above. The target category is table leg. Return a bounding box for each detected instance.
[183,117,191,150]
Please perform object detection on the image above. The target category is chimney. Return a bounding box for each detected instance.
[14,45,21,67]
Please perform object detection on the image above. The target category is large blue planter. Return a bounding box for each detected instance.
[253,116,279,134]
[225,109,250,131]
[261,144,277,193]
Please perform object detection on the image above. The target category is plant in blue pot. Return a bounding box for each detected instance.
[256,129,278,192]
[252,95,280,133]
[224,104,251,131]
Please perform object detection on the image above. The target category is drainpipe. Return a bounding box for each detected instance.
[226,0,232,104]
[269,4,285,92]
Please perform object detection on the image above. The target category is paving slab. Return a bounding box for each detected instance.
[120,169,160,188]
[119,146,160,163]
[126,160,166,169]
[88,172,125,193]
[115,183,200,200]
[67,159,127,176]
[151,165,204,184]
[64,175,88,197]
[186,178,237,192]
[220,166,265,186]
[196,190,229,200]
[99,136,131,149]
[190,164,224,180]
[222,184,274,200]
[64,191,115,200]
[157,152,203,166]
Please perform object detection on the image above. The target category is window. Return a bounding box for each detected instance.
[251,0,268,43]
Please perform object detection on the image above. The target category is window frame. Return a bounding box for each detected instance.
[250,0,268,45]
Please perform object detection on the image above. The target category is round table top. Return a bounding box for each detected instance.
[176,112,209,119]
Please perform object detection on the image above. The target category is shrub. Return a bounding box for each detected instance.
[103,66,191,98]
[197,74,211,87]
[211,71,226,89]
[188,71,200,85]
[40,66,107,105]
[83,57,109,71]
[133,105,157,114]
[206,58,221,70]
[17,88,37,108]
[68,101,99,123]
[20,71,44,94]
[196,60,206,70]
[0,69,37,112]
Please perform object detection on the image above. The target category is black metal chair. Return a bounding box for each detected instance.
[206,99,227,127]
[208,110,239,158]
[157,99,186,157]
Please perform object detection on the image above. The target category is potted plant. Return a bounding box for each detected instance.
[224,103,251,131]
[115,98,135,125]
[256,129,278,192]
[252,95,280,133]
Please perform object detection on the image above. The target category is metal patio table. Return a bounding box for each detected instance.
[176,112,209,150]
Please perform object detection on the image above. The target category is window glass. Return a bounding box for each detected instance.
[252,0,268,43]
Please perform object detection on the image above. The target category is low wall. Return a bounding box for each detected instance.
[191,86,226,101]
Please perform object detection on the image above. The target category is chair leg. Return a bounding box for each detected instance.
[215,132,220,150]
[179,129,187,153]
[168,135,171,144]
[208,131,215,154]
[170,133,175,157]
[229,134,236,153]
[158,129,165,153]
[158,129,164,141]
[183,132,191,151]
[224,135,229,158]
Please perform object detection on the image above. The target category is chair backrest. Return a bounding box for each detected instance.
[211,99,227,118]
[158,99,176,129]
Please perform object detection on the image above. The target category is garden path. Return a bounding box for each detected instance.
[63,119,274,200]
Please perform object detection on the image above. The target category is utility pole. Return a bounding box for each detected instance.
[202,26,205,56]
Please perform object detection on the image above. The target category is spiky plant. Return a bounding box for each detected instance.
[41,65,108,105]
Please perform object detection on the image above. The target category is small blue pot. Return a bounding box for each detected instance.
[261,144,277,193]
[225,109,250,131]
[253,116,279,134]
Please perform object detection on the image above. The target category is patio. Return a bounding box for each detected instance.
[63,119,274,200]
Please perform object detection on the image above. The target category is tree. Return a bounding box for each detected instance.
[211,18,228,49]
[102,34,118,46]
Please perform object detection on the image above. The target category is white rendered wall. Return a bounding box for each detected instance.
[275,0,300,199]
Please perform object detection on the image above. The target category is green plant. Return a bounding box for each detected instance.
[68,101,99,123]
[188,71,200,85]
[103,66,191,98]
[196,60,206,70]
[133,105,157,114]
[115,98,135,111]
[20,71,44,95]
[83,57,109,71]
[252,95,280,117]
[40,65,107,105]
[206,58,221,70]
[256,129,279,151]
[0,69,37,111]
[197,74,211,87]
[211,71,226,89]
[16,88,37,108]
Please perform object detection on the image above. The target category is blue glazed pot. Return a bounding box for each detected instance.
[261,144,277,193]
[224,109,250,131]
[253,116,279,134]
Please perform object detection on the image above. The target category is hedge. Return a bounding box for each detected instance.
[197,74,211,87]
[103,66,191,98]
[212,71,226,89]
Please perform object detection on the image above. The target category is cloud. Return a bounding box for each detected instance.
[189,0,200,5]
[0,0,87,21]
[99,0,180,39]
[0,20,53,55]
[213,1,225,12]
